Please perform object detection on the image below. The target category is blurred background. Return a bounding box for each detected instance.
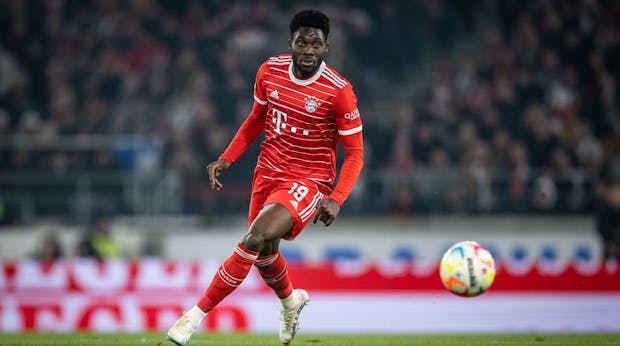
[0,0,619,334]
[1,0,619,256]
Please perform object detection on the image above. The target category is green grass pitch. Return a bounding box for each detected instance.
[0,333,619,346]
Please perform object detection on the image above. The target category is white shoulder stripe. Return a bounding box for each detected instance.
[325,67,347,85]
[322,70,346,88]
[254,95,268,105]
[322,74,345,89]
[269,56,291,61]
[267,56,291,65]
[338,125,363,136]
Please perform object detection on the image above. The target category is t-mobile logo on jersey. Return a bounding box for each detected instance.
[272,107,310,136]
[272,108,287,135]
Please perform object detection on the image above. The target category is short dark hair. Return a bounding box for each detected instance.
[289,9,330,39]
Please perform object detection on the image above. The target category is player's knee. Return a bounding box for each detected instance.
[242,223,284,252]
[241,231,268,252]
[258,239,279,256]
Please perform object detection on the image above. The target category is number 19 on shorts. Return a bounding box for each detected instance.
[288,182,309,202]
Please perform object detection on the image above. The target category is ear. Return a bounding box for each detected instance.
[288,39,292,50]
[325,41,329,53]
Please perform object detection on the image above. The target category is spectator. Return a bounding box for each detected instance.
[76,213,121,259]
[596,159,620,259]
[32,234,64,261]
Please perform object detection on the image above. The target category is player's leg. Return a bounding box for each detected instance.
[254,238,293,299]
[249,177,314,305]
[252,180,321,345]
[167,204,294,346]
[167,175,273,345]
[195,204,293,310]
[166,240,261,345]
[168,177,319,345]
[249,205,311,346]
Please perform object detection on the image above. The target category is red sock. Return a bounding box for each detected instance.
[197,243,259,312]
[254,252,293,299]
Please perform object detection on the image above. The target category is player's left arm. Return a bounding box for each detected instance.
[314,84,364,226]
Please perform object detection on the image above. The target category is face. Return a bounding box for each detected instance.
[289,27,328,78]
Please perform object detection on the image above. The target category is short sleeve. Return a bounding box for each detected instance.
[333,84,363,136]
[253,62,268,105]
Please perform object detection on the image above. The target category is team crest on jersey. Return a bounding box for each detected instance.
[304,96,320,113]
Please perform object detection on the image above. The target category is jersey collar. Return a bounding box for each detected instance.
[288,60,326,86]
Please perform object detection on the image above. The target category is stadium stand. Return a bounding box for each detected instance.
[0,0,618,223]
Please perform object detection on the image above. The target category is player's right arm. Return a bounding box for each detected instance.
[207,63,270,191]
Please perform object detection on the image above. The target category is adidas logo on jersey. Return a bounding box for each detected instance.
[270,89,279,99]
[288,199,299,210]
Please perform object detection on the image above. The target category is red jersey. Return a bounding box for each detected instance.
[220,54,364,204]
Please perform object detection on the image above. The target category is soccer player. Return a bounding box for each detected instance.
[167,9,364,345]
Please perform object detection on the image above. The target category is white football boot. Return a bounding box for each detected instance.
[166,308,202,346]
[279,289,311,345]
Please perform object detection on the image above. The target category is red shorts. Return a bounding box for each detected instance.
[248,169,325,240]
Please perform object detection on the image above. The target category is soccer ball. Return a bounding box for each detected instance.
[439,240,496,297]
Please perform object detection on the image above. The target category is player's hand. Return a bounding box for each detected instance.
[206,159,230,191]
[313,198,341,227]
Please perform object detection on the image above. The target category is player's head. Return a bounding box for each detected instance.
[289,9,330,40]
[288,9,329,78]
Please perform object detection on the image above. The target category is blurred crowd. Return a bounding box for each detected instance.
[32,212,121,261]
[366,0,620,216]
[0,0,619,222]
[0,0,469,218]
